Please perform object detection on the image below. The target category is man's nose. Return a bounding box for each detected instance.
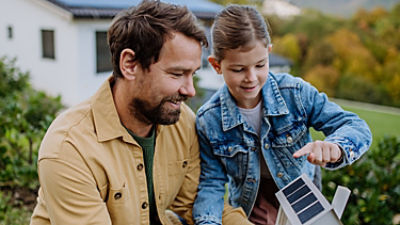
[179,77,196,98]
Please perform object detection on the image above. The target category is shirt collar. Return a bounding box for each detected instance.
[91,76,135,143]
[219,72,289,131]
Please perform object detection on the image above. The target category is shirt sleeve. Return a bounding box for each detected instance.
[37,141,112,225]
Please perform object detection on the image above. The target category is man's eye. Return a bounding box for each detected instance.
[171,73,183,77]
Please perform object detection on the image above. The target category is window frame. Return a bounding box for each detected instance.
[41,29,56,60]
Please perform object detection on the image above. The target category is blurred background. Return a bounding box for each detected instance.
[1,0,400,224]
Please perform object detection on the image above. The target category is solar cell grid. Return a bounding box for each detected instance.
[298,202,324,224]
[287,185,310,203]
[283,178,305,196]
[292,193,318,213]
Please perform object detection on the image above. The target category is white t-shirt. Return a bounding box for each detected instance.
[239,101,271,179]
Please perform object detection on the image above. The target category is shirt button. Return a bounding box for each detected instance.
[137,163,144,171]
[114,192,122,200]
[287,136,293,144]
[277,172,284,178]
[142,202,148,209]
[182,161,188,168]
[264,143,270,149]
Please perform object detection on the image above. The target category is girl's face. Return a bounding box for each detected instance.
[209,40,271,109]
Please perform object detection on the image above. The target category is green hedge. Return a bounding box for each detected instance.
[0,57,63,224]
[323,136,400,225]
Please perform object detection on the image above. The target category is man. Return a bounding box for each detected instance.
[30,1,207,224]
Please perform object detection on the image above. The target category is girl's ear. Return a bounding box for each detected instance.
[268,44,273,53]
[208,56,222,74]
[119,48,138,81]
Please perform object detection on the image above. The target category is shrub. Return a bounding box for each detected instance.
[0,57,63,190]
[322,136,400,225]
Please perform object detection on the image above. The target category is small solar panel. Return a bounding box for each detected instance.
[275,174,333,225]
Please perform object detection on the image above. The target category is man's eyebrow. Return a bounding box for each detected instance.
[167,66,201,73]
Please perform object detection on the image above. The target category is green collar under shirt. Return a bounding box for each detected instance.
[125,126,160,224]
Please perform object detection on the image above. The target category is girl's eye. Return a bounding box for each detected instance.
[256,64,265,68]
[231,68,243,73]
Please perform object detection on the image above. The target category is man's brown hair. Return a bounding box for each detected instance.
[108,0,208,78]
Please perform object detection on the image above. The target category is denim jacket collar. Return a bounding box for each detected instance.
[220,73,289,131]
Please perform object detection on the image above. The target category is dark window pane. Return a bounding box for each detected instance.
[41,30,55,59]
[7,26,13,39]
[96,31,112,73]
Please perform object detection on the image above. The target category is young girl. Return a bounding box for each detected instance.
[193,5,371,225]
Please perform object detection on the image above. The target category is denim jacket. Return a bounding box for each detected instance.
[193,73,372,225]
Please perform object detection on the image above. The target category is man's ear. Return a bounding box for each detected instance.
[119,48,138,80]
[208,56,222,74]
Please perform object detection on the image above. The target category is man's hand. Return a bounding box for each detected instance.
[293,141,342,167]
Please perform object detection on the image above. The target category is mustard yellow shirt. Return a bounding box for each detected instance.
[30,77,200,225]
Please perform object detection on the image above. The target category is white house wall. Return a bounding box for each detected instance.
[75,19,113,104]
[0,0,80,106]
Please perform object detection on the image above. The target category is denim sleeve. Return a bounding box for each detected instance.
[299,79,372,169]
[193,116,228,225]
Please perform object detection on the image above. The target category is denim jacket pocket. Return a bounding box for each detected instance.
[212,144,248,181]
[271,123,307,169]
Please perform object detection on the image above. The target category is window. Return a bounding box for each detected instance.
[96,31,112,73]
[7,26,13,39]
[41,29,55,59]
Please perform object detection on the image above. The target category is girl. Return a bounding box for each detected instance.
[193,5,371,225]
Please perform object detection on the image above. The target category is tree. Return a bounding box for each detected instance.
[303,65,340,97]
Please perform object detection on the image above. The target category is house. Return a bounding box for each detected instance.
[0,0,222,106]
[262,0,301,18]
[275,174,351,225]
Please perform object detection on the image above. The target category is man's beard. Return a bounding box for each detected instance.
[129,94,188,125]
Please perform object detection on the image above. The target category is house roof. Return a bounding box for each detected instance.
[270,53,292,67]
[47,0,223,19]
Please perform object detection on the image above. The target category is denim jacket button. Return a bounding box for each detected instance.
[247,178,256,183]
[264,143,270,149]
[228,147,233,152]
[349,150,354,159]
[277,172,284,178]
[286,136,293,143]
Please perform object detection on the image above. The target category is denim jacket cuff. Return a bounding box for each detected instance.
[324,137,356,169]
[194,215,222,225]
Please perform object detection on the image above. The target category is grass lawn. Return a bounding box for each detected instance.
[311,101,400,149]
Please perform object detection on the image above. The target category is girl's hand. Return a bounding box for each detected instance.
[292,141,342,166]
